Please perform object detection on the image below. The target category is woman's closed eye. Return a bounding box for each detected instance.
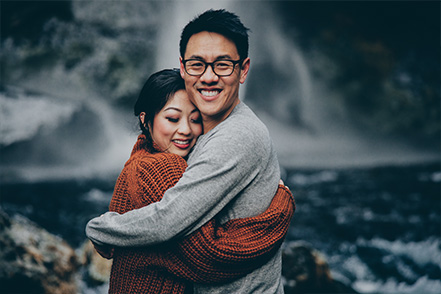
[166,117,179,123]
[191,114,202,124]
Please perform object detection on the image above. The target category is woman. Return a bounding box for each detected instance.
[97,69,294,293]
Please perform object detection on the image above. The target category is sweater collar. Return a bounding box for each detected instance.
[131,134,162,156]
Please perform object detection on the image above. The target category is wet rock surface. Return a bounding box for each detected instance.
[78,239,112,285]
[1,209,356,293]
[282,241,358,293]
[0,210,79,294]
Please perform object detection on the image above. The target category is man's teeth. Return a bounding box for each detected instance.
[173,140,190,145]
[201,90,219,97]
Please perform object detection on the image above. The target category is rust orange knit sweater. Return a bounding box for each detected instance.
[108,135,295,294]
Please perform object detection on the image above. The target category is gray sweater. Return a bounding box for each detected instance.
[86,102,283,293]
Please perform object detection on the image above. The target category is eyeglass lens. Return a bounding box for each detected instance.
[185,60,236,76]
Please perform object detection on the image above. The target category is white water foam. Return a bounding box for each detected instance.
[352,237,441,294]
[354,276,441,294]
[0,87,78,146]
[359,237,441,269]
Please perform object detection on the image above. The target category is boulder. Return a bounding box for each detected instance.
[77,239,112,285]
[282,241,357,293]
[0,210,79,294]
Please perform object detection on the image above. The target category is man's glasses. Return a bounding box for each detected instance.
[182,59,243,77]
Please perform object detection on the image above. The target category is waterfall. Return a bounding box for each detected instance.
[1,1,438,183]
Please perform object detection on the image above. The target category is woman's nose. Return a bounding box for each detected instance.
[178,121,191,135]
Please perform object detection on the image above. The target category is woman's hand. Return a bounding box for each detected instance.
[279,179,290,190]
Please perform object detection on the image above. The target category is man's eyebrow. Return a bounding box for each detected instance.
[187,55,234,60]
[215,55,234,60]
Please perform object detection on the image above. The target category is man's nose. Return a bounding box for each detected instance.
[200,64,219,83]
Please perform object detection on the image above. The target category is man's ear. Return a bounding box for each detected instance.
[239,58,250,84]
[179,57,185,79]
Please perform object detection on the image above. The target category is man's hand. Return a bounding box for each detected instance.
[92,242,114,259]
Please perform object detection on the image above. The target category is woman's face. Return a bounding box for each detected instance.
[149,90,202,157]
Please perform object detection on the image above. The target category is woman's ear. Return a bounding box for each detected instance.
[139,112,146,124]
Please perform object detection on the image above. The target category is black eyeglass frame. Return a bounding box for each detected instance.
[182,59,244,77]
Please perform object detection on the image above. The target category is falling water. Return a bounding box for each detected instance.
[2,1,437,180]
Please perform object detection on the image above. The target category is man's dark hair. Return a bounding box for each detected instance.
[179,9,250,60]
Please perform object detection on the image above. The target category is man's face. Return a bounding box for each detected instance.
[180,31,250,131]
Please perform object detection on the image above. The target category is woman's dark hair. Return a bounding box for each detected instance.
[134,68,185,149]
[179,9,250,60]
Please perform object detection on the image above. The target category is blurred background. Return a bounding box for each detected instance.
[1,1,440,293]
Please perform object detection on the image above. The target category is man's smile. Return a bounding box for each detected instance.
[200,90,221,97]
[198,89,222,101]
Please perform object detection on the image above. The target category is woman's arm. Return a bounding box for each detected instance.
[145,184,295,283]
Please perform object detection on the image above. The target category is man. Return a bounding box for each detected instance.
[87,9,286,293]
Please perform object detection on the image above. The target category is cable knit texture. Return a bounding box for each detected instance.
[108,135,295,294]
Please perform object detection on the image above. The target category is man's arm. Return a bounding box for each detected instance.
[165,184,295,283]
[112,184,294,283]
[86,127,270,247]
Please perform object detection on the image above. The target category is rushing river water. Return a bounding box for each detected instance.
[1,162,440,293]
[284,162,441,293]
